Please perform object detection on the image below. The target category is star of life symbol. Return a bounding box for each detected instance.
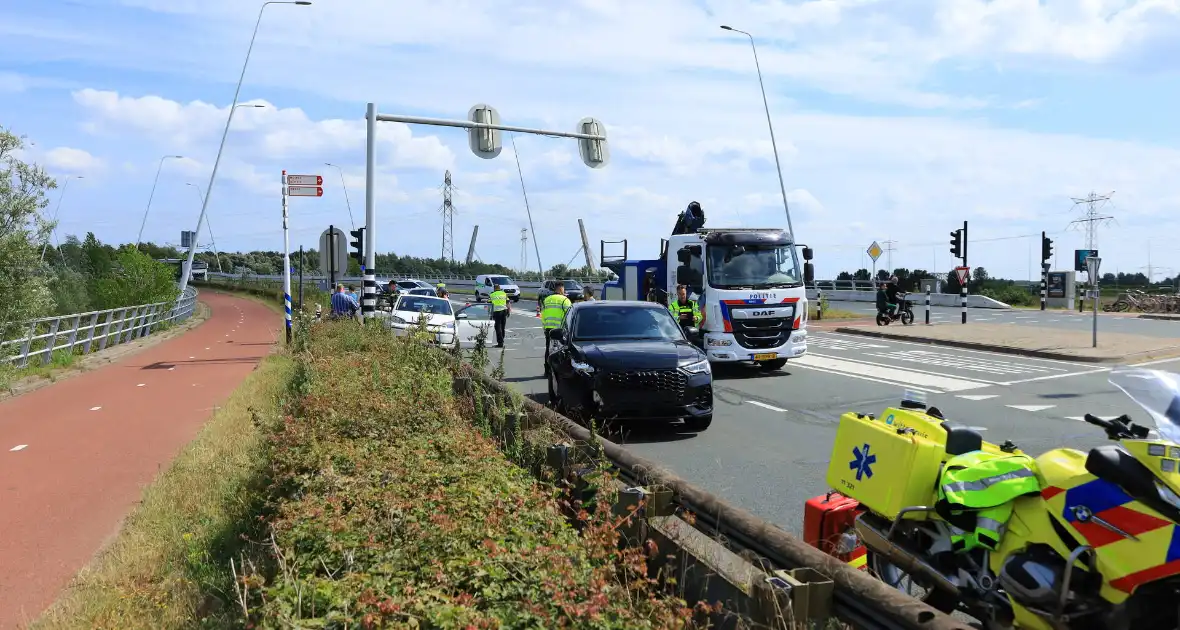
[850,443,876,481]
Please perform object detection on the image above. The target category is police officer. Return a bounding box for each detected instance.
[540,282,572,374]
[488,283,511,347]
[668,284,703,342]
[435,282,446,297]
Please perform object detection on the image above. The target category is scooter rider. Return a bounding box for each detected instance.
[884,276,901,318]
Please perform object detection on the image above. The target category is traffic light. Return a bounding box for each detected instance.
[1041,231,1053,262]
[949,229,963,260]
[349,227,365,263]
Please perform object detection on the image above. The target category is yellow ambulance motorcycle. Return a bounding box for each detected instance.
[823,368,1180,630]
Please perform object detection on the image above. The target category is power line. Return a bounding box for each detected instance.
[519,228,529,274]
[1067,191,1116,253]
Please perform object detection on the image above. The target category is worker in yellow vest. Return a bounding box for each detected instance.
[668,284,703,344]
[488,283,511,347]
[540,282,572,374]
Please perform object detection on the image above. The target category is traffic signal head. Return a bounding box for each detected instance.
[1041,232,1053,262]
[349,227,365,262]
[949,229,962,259]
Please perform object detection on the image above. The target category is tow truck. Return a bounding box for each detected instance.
[599,202,814,371]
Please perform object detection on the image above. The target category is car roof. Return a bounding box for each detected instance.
[572,300,661,310]
[398,294,447,302]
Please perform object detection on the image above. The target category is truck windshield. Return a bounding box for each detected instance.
[706,244,802,289]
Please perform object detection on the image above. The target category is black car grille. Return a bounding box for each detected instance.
[600,369,687,401]
[692,385,713,409]
[732,316,792,350]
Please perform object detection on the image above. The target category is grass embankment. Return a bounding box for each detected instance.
[40,312,698,629]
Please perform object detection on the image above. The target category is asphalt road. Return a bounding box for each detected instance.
[461,295,1180,536]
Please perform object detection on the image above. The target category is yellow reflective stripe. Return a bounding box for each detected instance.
[942,468,1036,494]
[847,554,867,569]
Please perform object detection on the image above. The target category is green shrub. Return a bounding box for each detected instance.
[243,321,695,628]
[981,284,1036,307]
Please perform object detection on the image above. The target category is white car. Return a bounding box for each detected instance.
[474,274,522,303]
[385,294,492,349]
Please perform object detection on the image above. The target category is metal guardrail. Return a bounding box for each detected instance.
[0,286,200,368]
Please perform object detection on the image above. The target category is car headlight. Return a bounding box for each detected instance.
[389,315,408,325]
[682,359,711,374]
[1156,480,1180,510]
[442,321,455,330]
[571,359,595,374]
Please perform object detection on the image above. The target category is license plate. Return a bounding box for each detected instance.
[753,353,778,361]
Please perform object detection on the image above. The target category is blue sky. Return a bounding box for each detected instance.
[3,0,1180,282]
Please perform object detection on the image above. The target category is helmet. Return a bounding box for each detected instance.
[890,275,898,283]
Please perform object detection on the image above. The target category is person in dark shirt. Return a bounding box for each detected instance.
[884,276,901,317]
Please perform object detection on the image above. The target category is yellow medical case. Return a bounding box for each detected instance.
[825,411,946,521]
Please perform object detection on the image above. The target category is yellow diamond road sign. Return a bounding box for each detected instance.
[866,241,883,262]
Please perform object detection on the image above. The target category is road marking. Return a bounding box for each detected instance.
[1007,404,1056,412]
[746,400,786,412]
[1066,416,1086,421]
[996,367,1111,385]
[89,406,101,411]
[137,383,145,387]
[168,367,175,371]
[10,444,27,452]
[957,394,999,401]
[824,332,1096,367]
[793,354,991,392]
[806,336,888,351]
[863,349,1067,377]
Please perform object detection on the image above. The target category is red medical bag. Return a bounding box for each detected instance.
[803,491,867,570]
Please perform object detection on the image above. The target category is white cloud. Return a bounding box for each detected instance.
[43,146,104,174]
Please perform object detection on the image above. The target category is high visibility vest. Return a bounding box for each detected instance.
[669,299,701,326]
[541,294,572,329]
[489,290,508,311]
[936,450,1041,553]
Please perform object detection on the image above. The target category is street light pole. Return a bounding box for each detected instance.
[324,162,355,229]
[177,0,311,298]
[720,25,796,240]
[135,155,183,248]
[41,175,84,263]
[186,183,224,273]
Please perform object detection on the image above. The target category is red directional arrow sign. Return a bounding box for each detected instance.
[286,174,323,186]
[286,186,324,197]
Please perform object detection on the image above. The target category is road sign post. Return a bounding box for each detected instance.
[363,101,609,320]
[319,226,347,286]
[1087,256,1102,348]
[281,172,324,343]
[955,266,970,324]
[866,241,882,279]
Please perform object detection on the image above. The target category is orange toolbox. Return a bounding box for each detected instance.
[803,491,867,570]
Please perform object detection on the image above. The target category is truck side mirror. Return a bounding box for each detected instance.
[802,247,814,261]
[676,247,692,263]
[804,262,815,284]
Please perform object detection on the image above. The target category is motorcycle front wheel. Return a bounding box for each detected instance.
[867,551,959,614]
[901,310,915,325]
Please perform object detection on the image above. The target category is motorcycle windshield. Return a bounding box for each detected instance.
[1109,367,1180,443]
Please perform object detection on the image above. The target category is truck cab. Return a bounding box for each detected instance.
[599,206,814,371]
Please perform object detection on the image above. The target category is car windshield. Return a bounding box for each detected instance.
[489,276,512,285]
[396,281,419,289]
[573,306,683,341]
[706,243,802,289]
[396,296,452,316]
[1109,368,1180,443]
[407,288,436,296]
[563,280,582,290]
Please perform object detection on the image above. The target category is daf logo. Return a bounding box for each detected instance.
[751,310,773,317]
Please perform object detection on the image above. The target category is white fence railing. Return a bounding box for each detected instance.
[0,286,200,369]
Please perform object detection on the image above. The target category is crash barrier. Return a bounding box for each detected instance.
[0,286,199,368]
[207,273,1013,309]
[462,366,971,630]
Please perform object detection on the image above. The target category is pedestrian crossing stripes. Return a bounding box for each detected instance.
[861,349,1067,377]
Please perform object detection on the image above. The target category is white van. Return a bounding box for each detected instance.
[474,274,521,303]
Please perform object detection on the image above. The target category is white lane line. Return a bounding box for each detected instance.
[90,406,101,411]
[996,367,1111,385]
[1065,416,1085,421]
[1007,404,1056,412]
[10,444,28,452]
[792,354,989,392]
[746,400,787,412]
[823,332,1095,367]
[957,394,999,401]
[802,352,1004,387]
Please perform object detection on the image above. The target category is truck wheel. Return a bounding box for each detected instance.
[682,414,712,432]
[759,358,788,371]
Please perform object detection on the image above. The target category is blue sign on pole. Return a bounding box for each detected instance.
[1074,249,1097,273]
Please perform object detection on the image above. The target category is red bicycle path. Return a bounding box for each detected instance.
[0,292,279,629]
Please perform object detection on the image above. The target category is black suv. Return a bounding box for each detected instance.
[545,301,713,432]
[537,279,585,302]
